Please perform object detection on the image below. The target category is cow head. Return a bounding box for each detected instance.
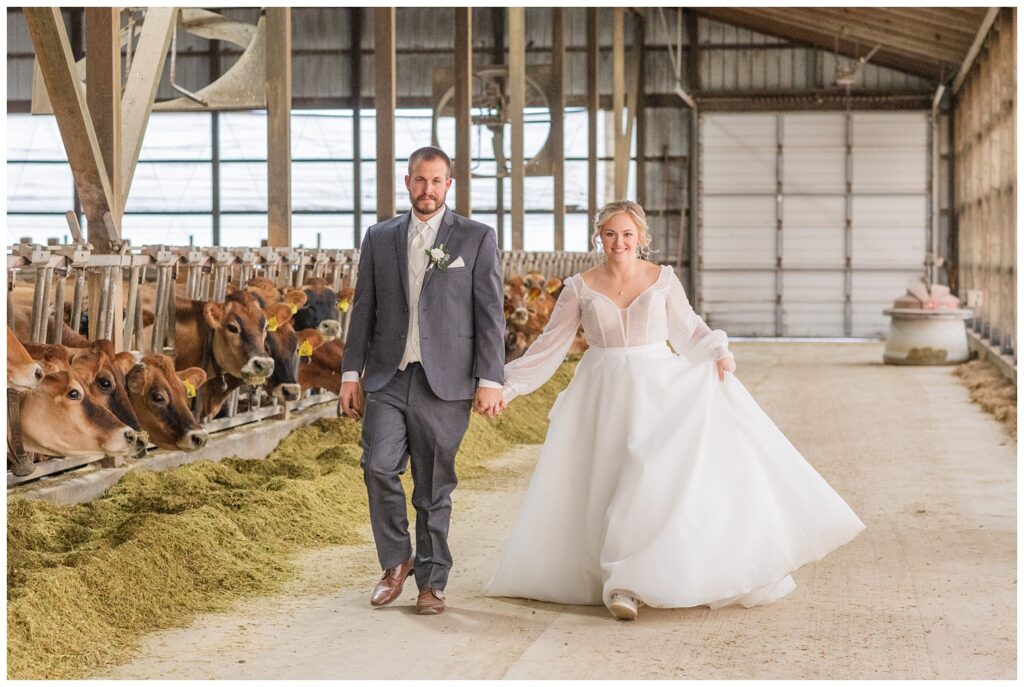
[505,330,528,362]
[7,327,43,390]
[203,290,275,384]
[262,304,327,402]
[126,355,209,451]
[67,339,142,431]
[293,277,341,332]
[19,370,142,457]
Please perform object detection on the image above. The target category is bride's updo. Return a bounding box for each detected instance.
[591,200,654,259]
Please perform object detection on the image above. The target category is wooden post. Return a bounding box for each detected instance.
[586,8,599,222]
[552,8,566,251]
[266,8,292,247]
[211,38,221,245]
[85,8,124,347]
[86,8,121,221]
[635,13,647,209]
[508,8,525,250]
[350,7,363,245]
[454,8,473,216]
[374,7,396,221]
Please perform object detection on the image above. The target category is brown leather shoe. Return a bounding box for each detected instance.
[416,587,446,615]
[370,556,414,607]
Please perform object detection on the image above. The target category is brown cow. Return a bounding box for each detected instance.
[7,327,43,390]
[168,290,275,419]
[262,304,328,402]
[22,338,141,431]
[18,370,142,458]
[297,335,343,395]
[125,355,209,451]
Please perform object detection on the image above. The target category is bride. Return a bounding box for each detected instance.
[484,200,866,620]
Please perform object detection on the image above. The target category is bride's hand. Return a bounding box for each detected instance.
[715,357,736,381]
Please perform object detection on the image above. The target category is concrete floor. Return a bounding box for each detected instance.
[104,342,1016,680]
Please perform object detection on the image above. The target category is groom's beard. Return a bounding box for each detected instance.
[412,194,443,216]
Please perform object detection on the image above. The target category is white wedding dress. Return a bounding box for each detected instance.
[483,265,866,609]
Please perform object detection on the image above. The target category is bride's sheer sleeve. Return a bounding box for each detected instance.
[502,278,582,404]
[666,270,734,363]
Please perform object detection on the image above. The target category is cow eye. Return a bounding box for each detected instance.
[98,377,113,390]
[66,389,81,400]
[226,323,240,334]
[150,392,166,405]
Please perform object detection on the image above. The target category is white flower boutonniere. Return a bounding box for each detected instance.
[426,243,452,271]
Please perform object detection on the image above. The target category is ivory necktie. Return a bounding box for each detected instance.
[409,221,429,286]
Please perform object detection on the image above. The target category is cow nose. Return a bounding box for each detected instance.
[279,384,301,402]
[251,357,275,375]
[33,366,44,381]
[187,430,209,450]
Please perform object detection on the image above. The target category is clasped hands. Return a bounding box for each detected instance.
[337,381,506,420]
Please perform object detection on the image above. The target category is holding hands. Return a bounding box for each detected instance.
[474,386,505,417]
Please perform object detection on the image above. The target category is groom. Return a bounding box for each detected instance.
[339,146,506,615]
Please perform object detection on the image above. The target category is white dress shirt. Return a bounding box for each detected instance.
[342,204,500,390]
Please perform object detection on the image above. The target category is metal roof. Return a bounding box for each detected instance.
[694,7,994,83]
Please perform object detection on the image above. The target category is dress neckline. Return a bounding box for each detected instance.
[578,265,666,310]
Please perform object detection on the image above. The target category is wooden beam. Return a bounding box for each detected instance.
[952,7,1001,93]
[508,7,525,250]
[454,8,472,216]
[351,7,363,245]
[24,7,115,249]
[586,8,599,222]
[85,7,122,223]
[685,9,700,93]
[266,7,292,247]
[694,8,943,80]
[551,8,566,251]
[374,7,396,222]
[612,9,627,200]
[119,7,176,207]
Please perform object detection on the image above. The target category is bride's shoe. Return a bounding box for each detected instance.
[608,592,638,620]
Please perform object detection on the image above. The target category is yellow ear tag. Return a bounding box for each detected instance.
[183,380,197,398]
[338,299,350,313]
[267,316,278,332]
[546,284,558,294]
[528,291,539,302]
[298,340,314,357]
[289,303,298,314]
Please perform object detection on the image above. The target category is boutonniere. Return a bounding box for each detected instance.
[425,243,452,271]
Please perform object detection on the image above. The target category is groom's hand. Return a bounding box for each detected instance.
[339,380,365,419]
[474,387,503,417]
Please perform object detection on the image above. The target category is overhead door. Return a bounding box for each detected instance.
[699,111,928,337]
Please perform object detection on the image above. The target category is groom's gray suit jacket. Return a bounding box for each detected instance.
[341,206,506,401]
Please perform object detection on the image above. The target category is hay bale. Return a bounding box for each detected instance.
[7,361,577,679]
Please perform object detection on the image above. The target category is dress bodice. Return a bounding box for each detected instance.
[502,265,733,402]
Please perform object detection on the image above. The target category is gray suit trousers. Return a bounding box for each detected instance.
[360,362,473,590]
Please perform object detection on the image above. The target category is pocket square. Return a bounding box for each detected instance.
[448,256,466,268]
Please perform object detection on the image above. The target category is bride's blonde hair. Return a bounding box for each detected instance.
[591,200,654,259]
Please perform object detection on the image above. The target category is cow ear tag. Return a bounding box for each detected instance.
[183,380,198,398]
[338,299,350,313]
[289,303,299,314]
[267,316,278,332]
[298,340,314,357]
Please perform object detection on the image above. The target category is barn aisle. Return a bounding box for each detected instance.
[105,343,1016,680]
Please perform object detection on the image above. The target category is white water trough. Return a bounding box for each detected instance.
[882,281,973,365]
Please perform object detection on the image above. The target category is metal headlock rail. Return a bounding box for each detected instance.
[7,235,600,487]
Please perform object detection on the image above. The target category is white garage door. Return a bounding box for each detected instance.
[698,111,928,337]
